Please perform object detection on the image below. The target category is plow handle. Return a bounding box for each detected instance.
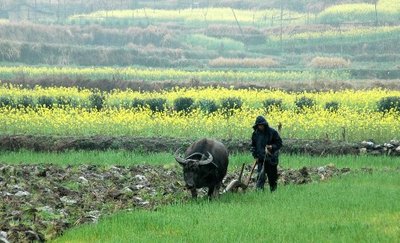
[238,163,245,182]
[245,160,258,187]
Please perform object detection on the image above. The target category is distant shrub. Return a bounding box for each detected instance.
[174,97,194,113]
[145,98,167,112]
[324,101,340,112]
[198,99,218,114]
[295,97,315,109]
[209,57,279,68]
[263,98,283,111]
[161,33,181,48]
[0,95,14,108]
[220,97,243,110]
[309,57,351,69]
[19,95,35,108]
[89,92,104,111]
[377,96,400,112]
[38,96,56,108]
[57,96,73,107]
[131,98,146,109]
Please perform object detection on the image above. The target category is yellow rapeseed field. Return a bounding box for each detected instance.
[1,85,399,141]
[107,87,399,110]
[317,0,400,23]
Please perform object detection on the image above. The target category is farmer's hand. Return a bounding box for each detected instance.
[265,145,273,155]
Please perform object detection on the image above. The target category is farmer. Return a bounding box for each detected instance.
[251,116,283,192]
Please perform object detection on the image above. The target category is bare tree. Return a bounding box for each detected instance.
[280,0,283,54]
[374,0,378,26]
[34,0,37,22]
[57,0,59,22]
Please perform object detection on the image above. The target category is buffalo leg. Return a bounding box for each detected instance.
[213,183,221,197]
[207,186,214,198]
[208,183,220,198]
[190,188,198,198]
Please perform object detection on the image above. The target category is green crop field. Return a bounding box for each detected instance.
[54,164,399,242]
[2,152,399,242]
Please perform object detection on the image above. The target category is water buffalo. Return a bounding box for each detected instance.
[174,138,229,198]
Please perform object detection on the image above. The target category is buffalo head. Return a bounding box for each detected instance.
[174,149,215,189]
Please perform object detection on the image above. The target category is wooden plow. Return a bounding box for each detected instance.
[224,160,257,193]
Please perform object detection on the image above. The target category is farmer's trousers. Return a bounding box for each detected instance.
[256,160,278,192]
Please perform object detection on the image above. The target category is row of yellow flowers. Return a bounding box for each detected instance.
[0,66,349,82]
[0,85,399,142]
[107,87,400,111]
[68,8,305,26]
[318,0,400,21]
[272,26,400,43]
[2,85,400,111]
[0,106,398,142]
[67,1,398,26]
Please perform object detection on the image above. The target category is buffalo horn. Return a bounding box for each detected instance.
[174,148,186,165]
[198,152,214,165]
[185,152,205,160]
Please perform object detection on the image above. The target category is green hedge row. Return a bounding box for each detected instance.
[2,94,400,113]
[0,94,243,113]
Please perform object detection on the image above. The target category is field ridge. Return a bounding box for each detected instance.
[1,135,399,156]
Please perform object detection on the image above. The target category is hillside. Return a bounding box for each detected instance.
[0,0,399,82]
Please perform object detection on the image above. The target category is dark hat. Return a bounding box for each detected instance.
[253,116,269,129]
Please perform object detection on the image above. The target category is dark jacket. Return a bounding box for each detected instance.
[251,116,283,165]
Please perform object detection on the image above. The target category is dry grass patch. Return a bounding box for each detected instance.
[209,57,279,68]
[309,56,351,69]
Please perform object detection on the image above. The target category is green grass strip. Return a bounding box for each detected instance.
[1,150,399,170]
